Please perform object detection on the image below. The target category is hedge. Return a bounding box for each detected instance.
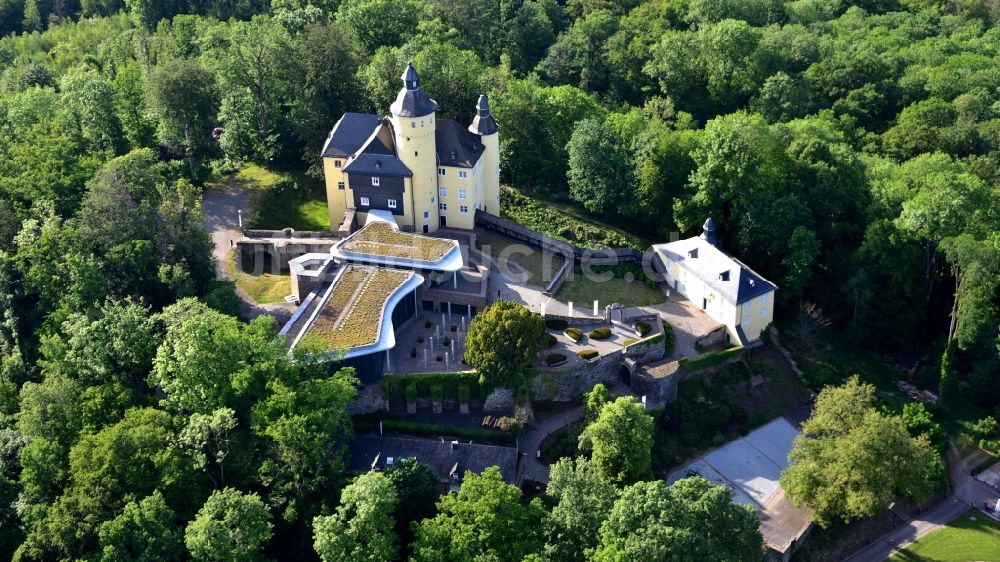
[565,328,583,342]
[635,321,651,337]
[381,420,514,445]
[545,353,568,366]
[544,333,557,347]
[383,371,491,402]
[545,318,568,330]
[588,327,612,340]
[679,346,743,372]
[663,322,676,356]
[578,349,599,360]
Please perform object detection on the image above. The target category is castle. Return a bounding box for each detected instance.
[321,62,500,233]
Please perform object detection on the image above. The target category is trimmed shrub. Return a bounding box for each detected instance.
[545,318,568,330]
[417,336,425,344]
[578,349,599,360]
[588,327,612,340]
[409,347,417,358]
[635,321,651,336]
[662,322,676,356]
[424,319,433,328]
[565,328,583,342]
[382,420,513,445]
[384,371,491,403]
[543,333,557,347]
[436,355,443,361]
[623,338,638,347]
[442,336,452,347]
[545,353,568,367]
[405,383,417,403]
[430,384,443,403]
[457,384,470,404]
[450,324,457,332]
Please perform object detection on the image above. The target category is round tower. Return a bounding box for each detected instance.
[468,94,500,216]
[390,62,439,233]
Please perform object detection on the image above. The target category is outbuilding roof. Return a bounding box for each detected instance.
[652,237,777,305]
[348,434,522,485]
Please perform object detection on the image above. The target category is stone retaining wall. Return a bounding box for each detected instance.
[532,350,623,402]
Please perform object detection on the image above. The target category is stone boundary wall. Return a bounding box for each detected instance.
[475,211,644,264]
[243,228,341,239]
[532,350,623,402]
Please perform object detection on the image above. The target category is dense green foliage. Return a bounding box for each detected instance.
[781,377,943,527]
[0,0,997,559]
[464,300,545,388]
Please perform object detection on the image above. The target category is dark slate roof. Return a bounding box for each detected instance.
[321,113,381,158]
[468,94,499,136]
[348,434,521,485]
[390,63,438,118]
[652,237,777,305]
[436,119,486,168]
[343,153,412,177]
[342,124,412,177]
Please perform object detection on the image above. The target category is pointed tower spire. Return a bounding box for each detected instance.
[401,61,420,90]
[700,217,719,247]
[390,62,437,117]
[468,94,499,136]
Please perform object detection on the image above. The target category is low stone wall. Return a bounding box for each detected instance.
[348,384,388,415]
[542,313,605,326]
[532,350,623,402]
[483,388,514,413]
[696,325,728,348]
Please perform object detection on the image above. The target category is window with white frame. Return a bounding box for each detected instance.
[411,122,415,128]
[460,205,468,213]
[360,196,370,206]
[743,314,750,325]
[423,211,429,219]
[335,160,342,168]
[439,187,447,197]
[371,177,380,186]
[439,168,445,176]
[439,203,447,211]
[760,308,766,319]
[337,181,344,190]
[387,199,397,209]
[459,189,467,199]
[761,293,768,306]
[459,171,467,178]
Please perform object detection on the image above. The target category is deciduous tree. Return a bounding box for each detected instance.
[464,300,545,389]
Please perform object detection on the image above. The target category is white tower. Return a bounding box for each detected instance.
[468,94,500,215]
[390,62,439,233]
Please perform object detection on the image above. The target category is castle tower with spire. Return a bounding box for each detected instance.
[320,63,501,233]
[469,94,500,215]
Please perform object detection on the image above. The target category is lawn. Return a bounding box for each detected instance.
[555,269,666,308]
[475,230,565,287]
[891,511,1000,562]
[208,163,330,231]
[225,250,291,304]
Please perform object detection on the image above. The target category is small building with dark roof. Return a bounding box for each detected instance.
[348,434,524,492]
[321,62,500,234]
[651,219,777,346]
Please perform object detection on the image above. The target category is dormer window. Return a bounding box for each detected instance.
[372,177,380,186]
[719,271,730,281]
[335,160,342,168]
[688,248,698,259]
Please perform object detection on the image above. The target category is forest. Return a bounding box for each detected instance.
[0,0,998,560]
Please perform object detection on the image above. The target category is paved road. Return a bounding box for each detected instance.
[201,184,295,323]
[519,407,583,483]
[844,449,999,562]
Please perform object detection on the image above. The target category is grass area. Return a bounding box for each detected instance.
[226,250,291,304]
[208,163,330,231]
[556,268,666,308]
[475,230,565,287]
[891,511,1000,562]
[500,187,645,249]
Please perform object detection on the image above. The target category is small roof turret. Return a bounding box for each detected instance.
[468,94,499,136]
[700,217,719,247]
[390,62,437,118]
[401,61,420,90]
